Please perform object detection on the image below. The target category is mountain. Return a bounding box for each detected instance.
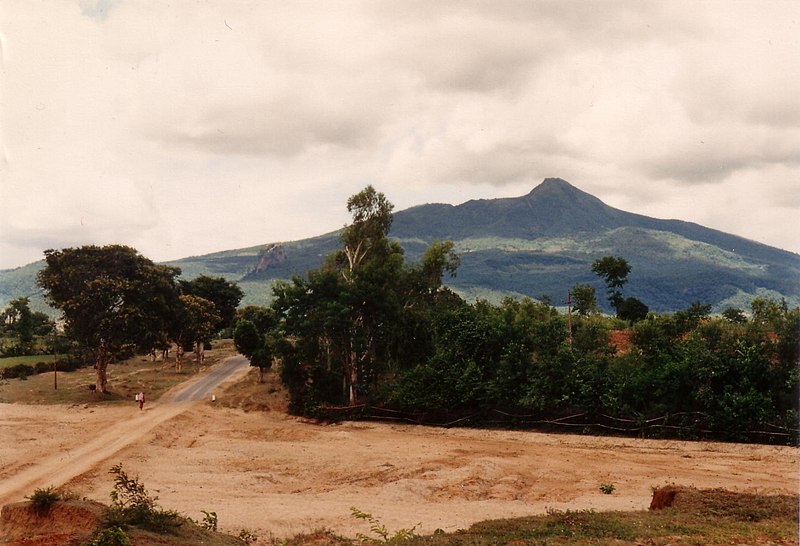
[2,178,799,314]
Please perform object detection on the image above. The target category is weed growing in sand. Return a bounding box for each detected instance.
[351,507,419,543]
[600,482,616,495]
[238,528,259,544]
[200,510,218,531]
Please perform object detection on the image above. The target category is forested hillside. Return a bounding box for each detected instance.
[234,186,799,445]
[2,178,799,313]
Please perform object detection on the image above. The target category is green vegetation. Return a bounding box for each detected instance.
[35,245,243,392]
[0,296,54,357]
[104,463,183,534]
[26,486,63,515]
[0,354,55,368]
[14,468,244,545]
[270,488,798,545]
[5,178,800,315]
[599,483,616,495]
[351,507,420,543]
[0,340,236,405]
[243,188,800,445]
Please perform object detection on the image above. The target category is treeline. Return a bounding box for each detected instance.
[32,246,243,392]
[0,297,54,357]
[234,187,799,444]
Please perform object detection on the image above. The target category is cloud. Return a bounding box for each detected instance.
[1,0,799,270]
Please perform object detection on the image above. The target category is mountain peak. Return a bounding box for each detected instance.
[528,177,584,198]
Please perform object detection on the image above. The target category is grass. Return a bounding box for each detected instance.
[272,487,799,546]
[0,340,238,405]
[0,354,54,368]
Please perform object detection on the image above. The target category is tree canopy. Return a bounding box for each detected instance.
[37,245,182,392]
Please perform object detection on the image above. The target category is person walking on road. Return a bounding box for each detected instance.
[136,391,145,410]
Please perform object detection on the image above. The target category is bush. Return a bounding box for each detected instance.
[57,354,85,372]
[26,486,61,516]
[34,361,53,374]
[84,526,130,546]
[104,464,182,534]
[2,363,34,379]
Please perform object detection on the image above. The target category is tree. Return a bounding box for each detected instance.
[37,245,181,393]
[571,284,598,317]
[233,318,274,383]
[674,301,712,332]
[591,256,631,310]
[0,297,36,355]
[338,185,394,282]
[616,296,649,324]
[722,307,747,324]
[171,295,220,372]
[179,276,243,332]
[272,186,461,411]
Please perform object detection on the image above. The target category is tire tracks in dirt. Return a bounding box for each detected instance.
[0,355,249,506]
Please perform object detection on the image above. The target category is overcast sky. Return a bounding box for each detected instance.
[1,1,799,270]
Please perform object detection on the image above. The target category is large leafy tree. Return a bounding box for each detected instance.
[37,245,181,393]
[171,294,220,372]
[234,315,276,383]
[179,275,243,332]
[273,186,460,410]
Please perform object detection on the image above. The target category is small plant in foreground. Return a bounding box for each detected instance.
[600,482,616,495]
[26,486,61,515]
[351,506,419,543]
[104,463,182,534]
[200,510,218,531]
[238,528,259,544]
[83,525,130,546]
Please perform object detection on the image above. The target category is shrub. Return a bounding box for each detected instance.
[351,507,419,542]
[26,486,61,516]
[104,464,182,534]
[600,483,616,495]
[56,354,85,372]
[3,364,34,379]
[34,361,53,374]
[84,526,130,546]
[200,510,218,531]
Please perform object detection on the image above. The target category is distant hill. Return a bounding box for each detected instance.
[3,178,799,314]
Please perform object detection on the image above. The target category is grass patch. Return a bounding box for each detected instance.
[274,488,799,546]
[0,340,237,405]
[0,354,53,368]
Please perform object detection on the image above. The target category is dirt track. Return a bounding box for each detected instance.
[1,366,797,542]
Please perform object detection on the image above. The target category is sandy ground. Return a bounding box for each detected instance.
[1,382,798,543]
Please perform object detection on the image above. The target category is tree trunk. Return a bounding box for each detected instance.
[176,345,184,373]
[194,341,204,363]
[258,366,264,383]
[348,349,357,406]
[95,344,109,393]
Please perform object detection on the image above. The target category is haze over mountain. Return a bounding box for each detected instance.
[2,178,798,314]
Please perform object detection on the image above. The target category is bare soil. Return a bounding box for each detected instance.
[1,368,797,544]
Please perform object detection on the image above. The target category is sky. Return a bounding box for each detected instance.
[1,1,799,270]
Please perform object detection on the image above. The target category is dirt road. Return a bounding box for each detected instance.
[0,355,250,507]
[1,363,797,542]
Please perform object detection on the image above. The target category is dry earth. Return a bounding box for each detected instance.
[1,367,798,543]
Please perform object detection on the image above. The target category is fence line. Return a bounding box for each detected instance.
[316,405,799,444]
